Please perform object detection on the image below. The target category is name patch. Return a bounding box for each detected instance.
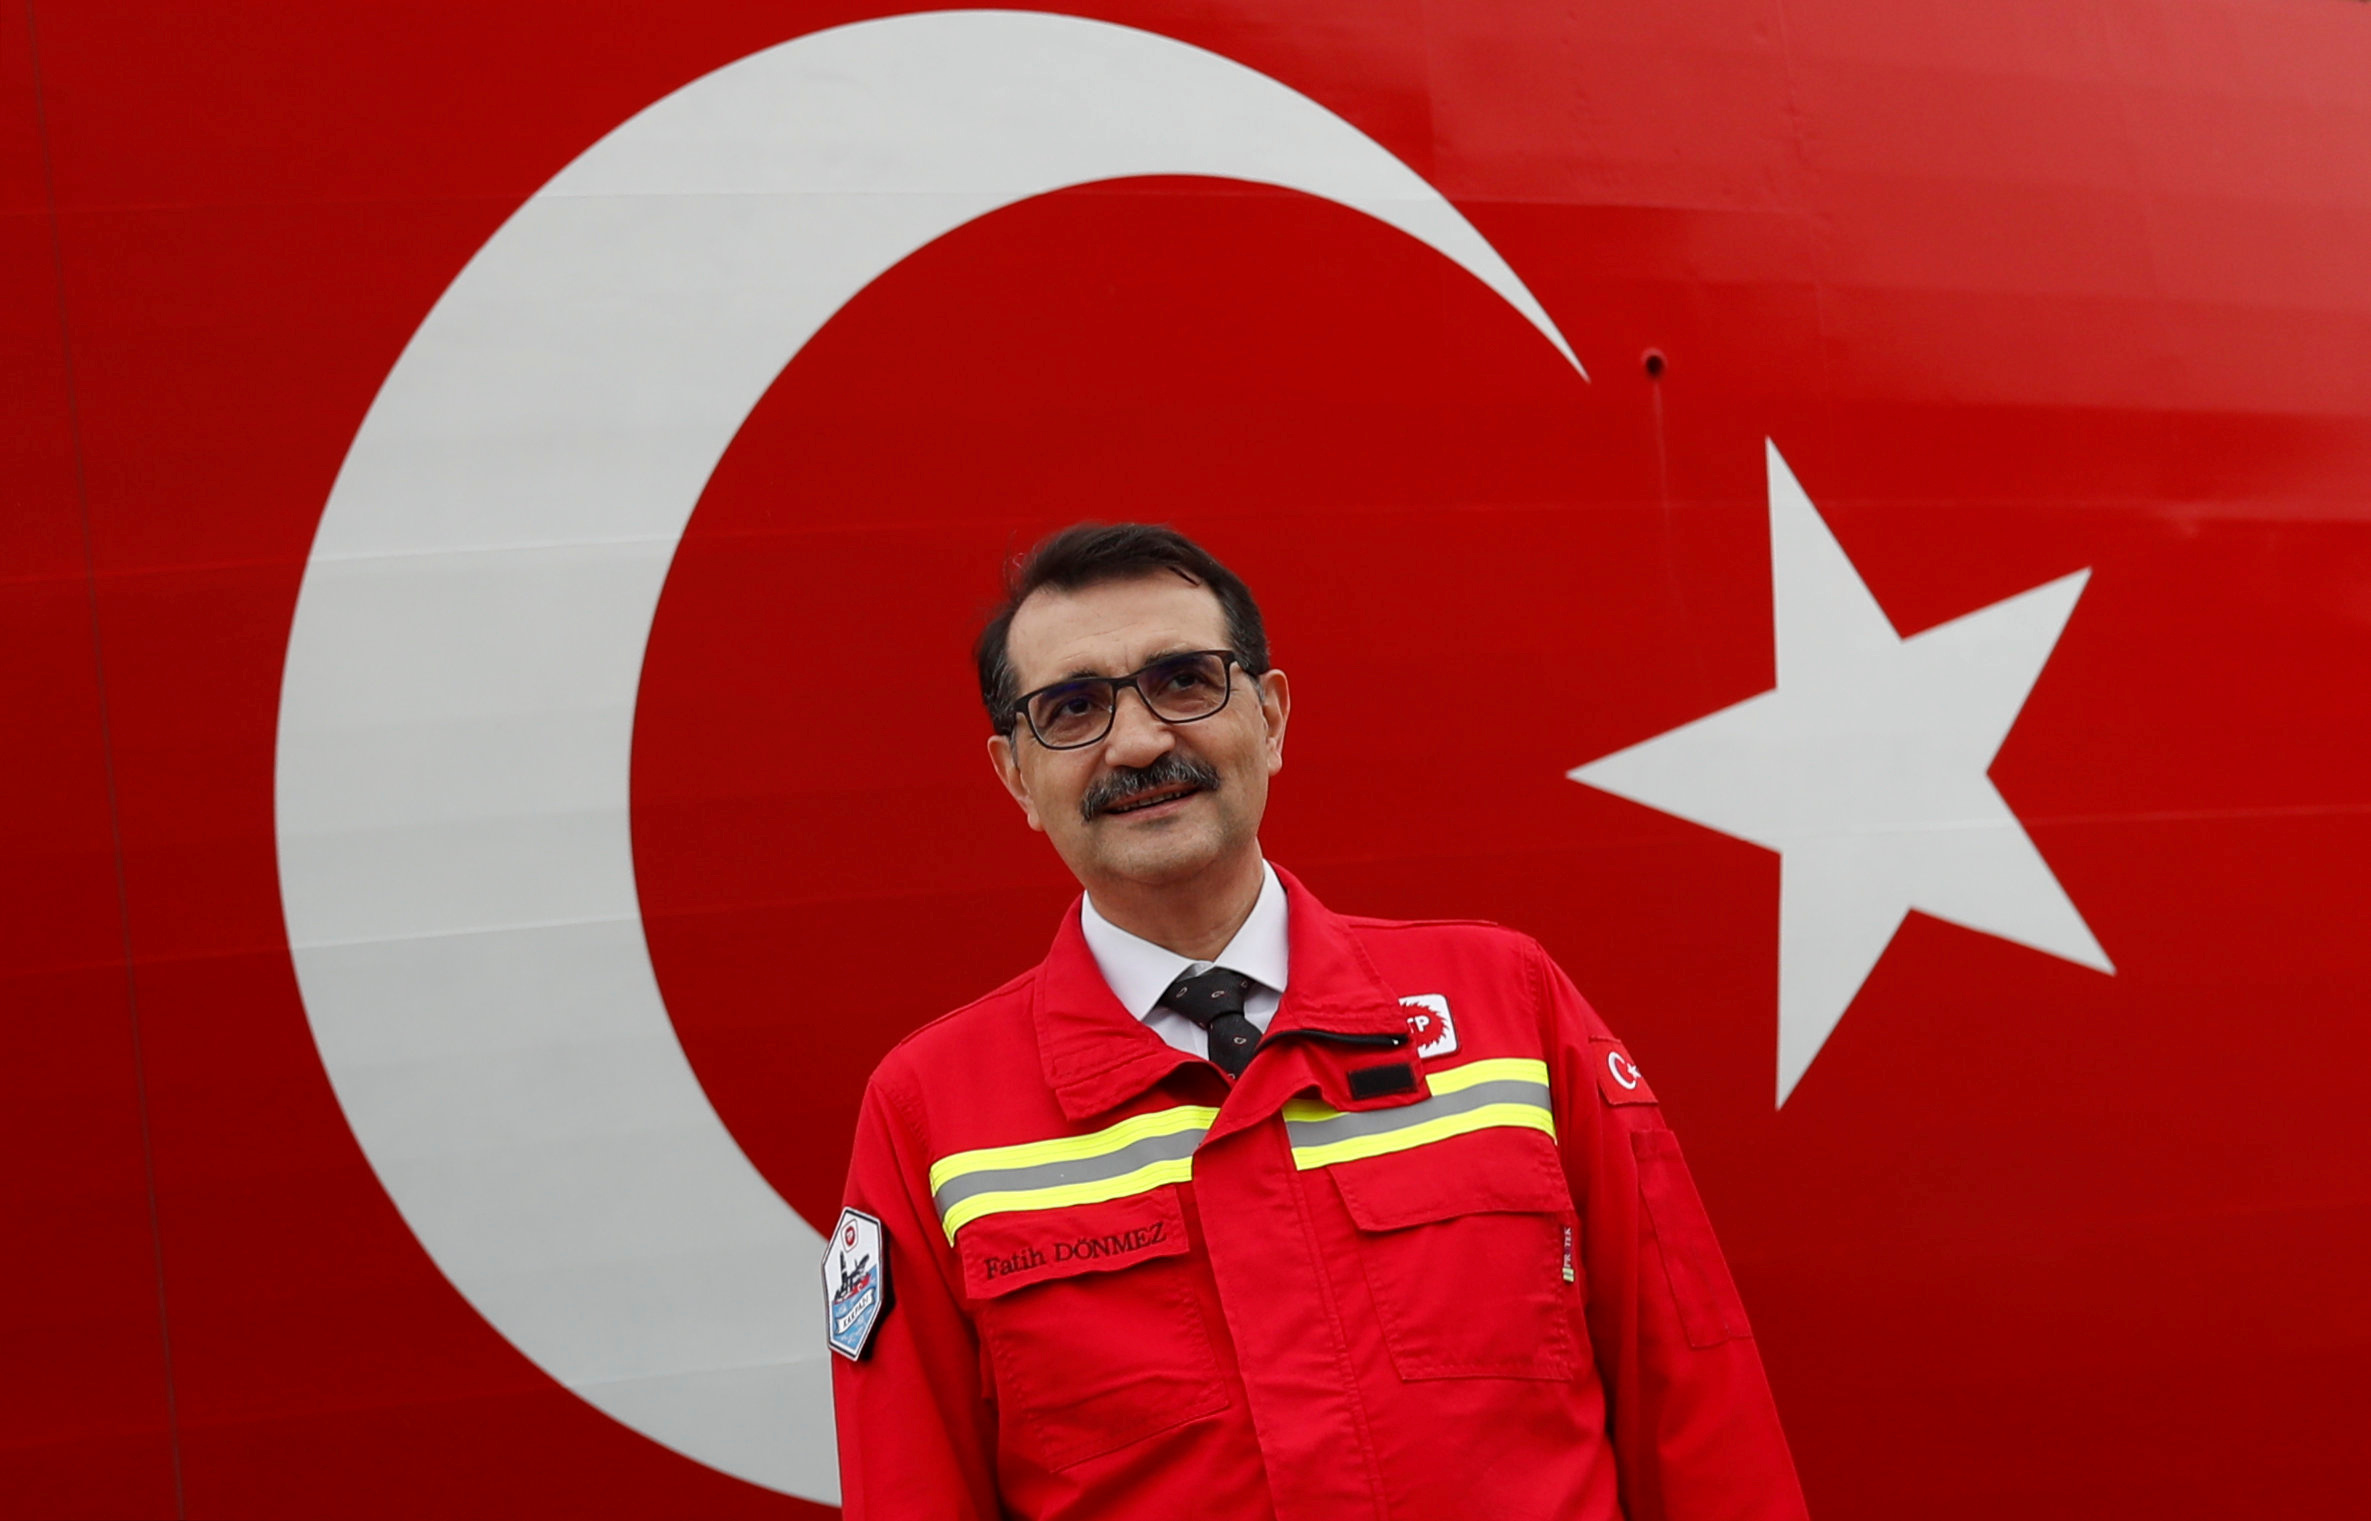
[981,1219,1171,1281]
[957,1183,1193,1300]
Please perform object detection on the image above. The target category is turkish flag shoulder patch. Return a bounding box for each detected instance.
[1590,1040,1657,1106]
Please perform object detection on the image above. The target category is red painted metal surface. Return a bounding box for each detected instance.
[6,2,2369,1515]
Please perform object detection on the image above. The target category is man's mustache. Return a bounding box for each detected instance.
[1080,754,1222,823]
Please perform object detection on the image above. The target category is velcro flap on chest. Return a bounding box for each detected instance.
[957,1186,1191,1301]
[1329,1127,1573,1233]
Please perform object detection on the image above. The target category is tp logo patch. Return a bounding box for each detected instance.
[824,1207,891,1361]
[1399,994,1459,1058]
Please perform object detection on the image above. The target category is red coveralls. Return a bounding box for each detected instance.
[833,868,1807,1520]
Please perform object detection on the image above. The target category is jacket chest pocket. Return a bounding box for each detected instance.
[959,1187,1230,1471]
[1326,1130,1582,1381]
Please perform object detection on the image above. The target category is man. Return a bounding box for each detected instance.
[828,523,1807,1519]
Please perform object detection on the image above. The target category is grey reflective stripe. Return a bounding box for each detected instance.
[1283,1077,1552,1151]
[930,1125,1206,1221]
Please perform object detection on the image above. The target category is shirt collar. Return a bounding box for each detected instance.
[1079,860,1290,1018]
[1032,864,1415,1123]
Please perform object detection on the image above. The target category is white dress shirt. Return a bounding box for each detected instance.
[1079,860,1290,1059]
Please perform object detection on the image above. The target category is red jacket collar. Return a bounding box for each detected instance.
[1033,865,1418,1124]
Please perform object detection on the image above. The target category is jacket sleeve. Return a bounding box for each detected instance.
[1530,941,1810,1521]
[832,1070,1003,1520]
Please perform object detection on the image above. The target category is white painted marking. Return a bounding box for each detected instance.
[1570,441,2112,1106]
[278,11,1578,1499]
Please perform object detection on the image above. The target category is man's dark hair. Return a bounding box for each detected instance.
[975,522,1270,734]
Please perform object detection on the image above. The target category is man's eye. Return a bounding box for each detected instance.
[1154,664,1210,693]
[1035,686,1102,722]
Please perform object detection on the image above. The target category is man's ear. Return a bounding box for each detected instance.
[1257,668,1291,776]
[987,731,1046,832]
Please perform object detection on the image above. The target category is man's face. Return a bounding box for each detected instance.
[987,573,1289,897]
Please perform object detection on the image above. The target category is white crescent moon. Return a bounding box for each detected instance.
[275,8,1577,1501]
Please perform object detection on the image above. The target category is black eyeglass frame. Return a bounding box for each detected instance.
[1008,650,1253,751]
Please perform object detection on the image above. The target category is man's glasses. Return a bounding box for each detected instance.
[1013,650,1246,750]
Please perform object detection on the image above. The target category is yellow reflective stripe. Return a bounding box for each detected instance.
[1279,1057,1552,1125]
[930,1062,1562,1237]
[939,1156,1194,1240]
[1290,1102,1557,1170]
[1426,1056,1549,1095]
[927,1104,1218,1194]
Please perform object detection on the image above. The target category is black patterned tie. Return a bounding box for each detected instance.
[1161,967,1262,1079]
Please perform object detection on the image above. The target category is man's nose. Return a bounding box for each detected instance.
[1100,686,1175,767]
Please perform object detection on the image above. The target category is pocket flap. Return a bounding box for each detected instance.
[956,1186,1191,1301]
[1330,1128,1572,1233]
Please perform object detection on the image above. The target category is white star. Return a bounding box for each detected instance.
[1570,441,2114,1105]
